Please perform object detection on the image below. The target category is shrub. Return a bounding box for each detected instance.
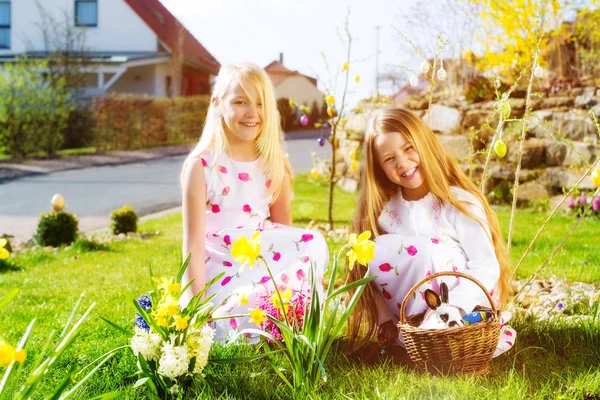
[465,75,509,104]
[72,238,110,253]
[62,107,96,149]
[111,205,138,235]
[34,211,78,246]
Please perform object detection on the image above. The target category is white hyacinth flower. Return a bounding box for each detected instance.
[131,327,162,362]
[158,342,190,379]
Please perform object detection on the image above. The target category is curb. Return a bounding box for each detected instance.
[0,145,194,183]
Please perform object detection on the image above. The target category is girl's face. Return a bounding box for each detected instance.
[217,79,263,145]
[373,131,428,200]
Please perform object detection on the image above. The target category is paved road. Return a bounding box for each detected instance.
[0,138,330,243]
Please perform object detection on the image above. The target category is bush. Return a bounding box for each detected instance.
[72,238,110,253]
[34,211,78,247]
[465,76,509,104]
[62,107,96,149]
[0,57,73,158]
[111,205,138,235]
[92,95,209,151]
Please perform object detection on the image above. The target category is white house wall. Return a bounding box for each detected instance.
[155,62,170,98]
[107,64,157,95]
[273,75,324,110]
[0,0,158,55]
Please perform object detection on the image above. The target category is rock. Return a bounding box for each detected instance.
[507,98,526,118]
[461,109,498,149]
[583,87,596,97]
[437,134,470,161]
[562,142,596,167]
[516,182,549,205]
[526,109,554,138]
[596,89,600,97]
[592,103,600,117]
[551,110,596,140]
[538,167,597,194]
[539,97,575,109]
[545,142,568,166]
[572,88,584,96]
[427,104,463,133]
[575,94,596,108]
[508,138,546,169]
[519,169,538,183]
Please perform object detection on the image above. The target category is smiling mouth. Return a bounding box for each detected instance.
[240,122,259,127]
[401,167,417,178]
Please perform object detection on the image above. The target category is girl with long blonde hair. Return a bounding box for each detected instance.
[348,107,514,355]
[180,62,327,341]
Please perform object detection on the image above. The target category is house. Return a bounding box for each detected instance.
[0,0,220,98]
[265,56,324,112]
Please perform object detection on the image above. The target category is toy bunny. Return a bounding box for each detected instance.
[419,282,465,329]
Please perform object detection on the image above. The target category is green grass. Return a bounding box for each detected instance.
[1,174,599,399]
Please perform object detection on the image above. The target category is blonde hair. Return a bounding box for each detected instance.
[181,62,292,201]
[347,106,511,350]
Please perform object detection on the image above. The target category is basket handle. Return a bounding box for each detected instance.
[399,271,497,324]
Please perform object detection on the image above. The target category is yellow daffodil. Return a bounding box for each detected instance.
[311,168,319,179]
[343,61,349,71]
[354,74,360,83]
[174,315,189,330]
[0,340,26,365]
[326,95,335,105]
[592,168,600,188]
[152,307,169,327]
[248,307,267,326]
[0,238,9,260]
[230,231,262,271]
[152,277,180,295]
[270,286,292,314]
[346,231,375,269]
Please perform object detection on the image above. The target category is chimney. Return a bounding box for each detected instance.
[279,52,283,64]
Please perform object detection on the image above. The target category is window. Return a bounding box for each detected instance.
[75,0,97,27]
[0,1,10,49]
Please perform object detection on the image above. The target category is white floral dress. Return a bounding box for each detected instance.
[370,187,515,356]
[181,151,328,342]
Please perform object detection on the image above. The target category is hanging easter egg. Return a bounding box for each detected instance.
[326,95,335,105]
[51,194,65,212]
[410,75,419,87]
[343,61,349,71]
[318,136,326,147]
[591,168,600,188]
[300,114,309,126]
[494,139,507,158]
[420,61,430,74]
[327,106,336,118]
[497,100,511,119]
[350,160,358,171]
[354,75,360,83]
[437,67,447,81]
[534,66,544,78]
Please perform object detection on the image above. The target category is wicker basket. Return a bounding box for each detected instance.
[398,271,500,375]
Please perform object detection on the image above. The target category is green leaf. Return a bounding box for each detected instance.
[0,288,19,310]
[325,275,377,301]
[98,316,132,336]
[133,377,149,388]
[176,253,192,283]
[132,300,167,341]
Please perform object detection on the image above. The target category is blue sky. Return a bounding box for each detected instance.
[160,0,413,108]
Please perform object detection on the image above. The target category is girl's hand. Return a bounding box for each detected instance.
[376,320,399,345]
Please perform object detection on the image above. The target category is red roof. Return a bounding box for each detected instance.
[265,61,318,87]
[124,0,220,74]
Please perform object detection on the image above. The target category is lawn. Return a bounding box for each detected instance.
[1,174,599,399]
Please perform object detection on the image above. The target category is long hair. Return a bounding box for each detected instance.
[180,62,292,201]
[347,106,510,350]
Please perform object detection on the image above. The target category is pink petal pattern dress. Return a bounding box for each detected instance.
[181,151,328,342]
[371,187,515,356]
